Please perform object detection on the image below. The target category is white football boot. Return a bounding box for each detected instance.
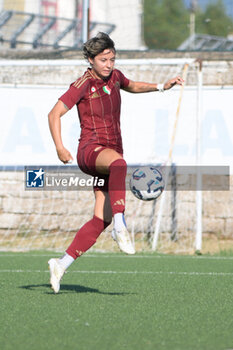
[112,227,135,255]
[48,258,65,294]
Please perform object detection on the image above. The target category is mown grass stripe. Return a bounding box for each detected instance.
[1,269,233,276]
[1,253,233,260]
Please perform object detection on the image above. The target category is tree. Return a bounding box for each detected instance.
[143,0,233,50]
[196,0,233,37]
[143,0,190,49]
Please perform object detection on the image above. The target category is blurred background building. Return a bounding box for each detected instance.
[0,0,143,50]
[0,0,233,51]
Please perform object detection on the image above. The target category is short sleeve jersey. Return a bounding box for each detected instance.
[59,68,130,154]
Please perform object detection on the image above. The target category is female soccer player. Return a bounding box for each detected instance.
[48,32,184,293]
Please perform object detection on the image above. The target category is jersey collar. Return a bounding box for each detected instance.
[87,68,112,83]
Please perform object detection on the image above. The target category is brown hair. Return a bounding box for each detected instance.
[83,32,115,60]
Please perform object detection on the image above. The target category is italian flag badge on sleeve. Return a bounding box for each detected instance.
[103,86,111,95]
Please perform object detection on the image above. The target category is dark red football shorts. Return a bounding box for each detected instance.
[77,144,122,192]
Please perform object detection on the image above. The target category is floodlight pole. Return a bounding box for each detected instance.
[190,12,195,37]
[82,0,90,43]
[195,60,203,253]
[190,0,197,49]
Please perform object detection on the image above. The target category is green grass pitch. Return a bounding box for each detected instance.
[1,251,233,350]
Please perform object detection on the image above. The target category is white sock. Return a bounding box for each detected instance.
[114,213,126,231]
[59,253,75,270]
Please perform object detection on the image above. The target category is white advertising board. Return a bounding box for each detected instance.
[0,85,232,172]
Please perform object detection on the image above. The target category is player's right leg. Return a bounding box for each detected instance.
[95,148,135,254]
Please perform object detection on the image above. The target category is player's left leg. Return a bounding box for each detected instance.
[65,190,112,259]
[48,190,111,293]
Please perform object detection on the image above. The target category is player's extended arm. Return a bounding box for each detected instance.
[48,100,73,164]
[123,76,184,93]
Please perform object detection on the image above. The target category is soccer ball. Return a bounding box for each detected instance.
[129,166,164,201]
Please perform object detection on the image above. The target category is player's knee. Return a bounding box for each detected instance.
[110,158,127,171]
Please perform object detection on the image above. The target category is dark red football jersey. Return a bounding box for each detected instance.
[59,68,130,154]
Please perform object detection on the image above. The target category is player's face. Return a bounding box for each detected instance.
[89,49,115,79]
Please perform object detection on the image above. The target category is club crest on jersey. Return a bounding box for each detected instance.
[91,86,96,93]
[103,86,111,95]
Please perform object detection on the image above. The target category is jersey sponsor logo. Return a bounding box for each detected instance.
[91,92,99,98]
[103,86,111,95]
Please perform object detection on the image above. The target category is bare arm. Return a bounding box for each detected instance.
[48,100,73,164]
[123,76,184,93]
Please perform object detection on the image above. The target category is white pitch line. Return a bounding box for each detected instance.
[0,269,233,276]
[83,254,233,261]
[70,270,233,276]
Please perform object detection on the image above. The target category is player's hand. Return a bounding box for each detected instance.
[56,147,73,164]
[164,76,184,90]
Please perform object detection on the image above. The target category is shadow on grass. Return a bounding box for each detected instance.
[20,283,133,295]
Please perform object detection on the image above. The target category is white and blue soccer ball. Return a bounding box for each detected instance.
[129,166,164,201]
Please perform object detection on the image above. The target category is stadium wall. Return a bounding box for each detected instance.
[0,58,233,86]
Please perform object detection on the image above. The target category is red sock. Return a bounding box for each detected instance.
[66,216,111,259]
[109,158,127,215]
